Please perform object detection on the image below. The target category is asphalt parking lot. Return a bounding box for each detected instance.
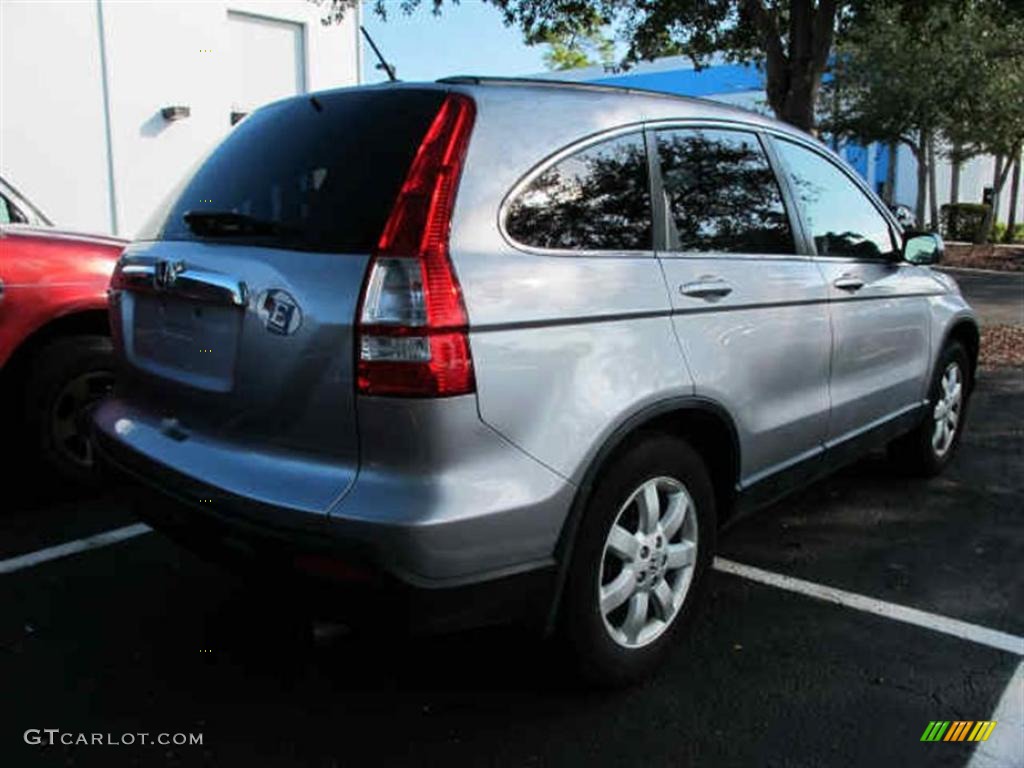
[3,276,1023,767]
[939,268,1024,326]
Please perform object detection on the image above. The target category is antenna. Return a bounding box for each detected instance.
[360,26,397,82]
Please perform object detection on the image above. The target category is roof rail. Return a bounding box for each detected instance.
[435,75,691,102]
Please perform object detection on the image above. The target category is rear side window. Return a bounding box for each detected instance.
[140,89,447,253]
[656,128,794,254]
[505,132,652,251]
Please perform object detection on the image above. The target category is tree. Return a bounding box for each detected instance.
[523,11,615,71]
[821,1,1023,231]
[317,1,849,133]
[820,3,958,228]
[937,1,1024,238]
[1006,155,1021,241]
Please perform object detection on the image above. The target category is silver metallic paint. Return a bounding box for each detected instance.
[97,81,978,589]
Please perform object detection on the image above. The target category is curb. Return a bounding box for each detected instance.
[938,266,1024,277]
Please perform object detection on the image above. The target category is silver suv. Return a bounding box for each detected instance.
[94,79,978,684]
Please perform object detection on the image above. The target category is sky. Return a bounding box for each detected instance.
[359,0,549,84]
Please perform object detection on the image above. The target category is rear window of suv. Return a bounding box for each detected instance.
[138,89,447,254]
[505,132,653,252]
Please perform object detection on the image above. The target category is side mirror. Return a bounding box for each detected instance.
[903,232,944,265]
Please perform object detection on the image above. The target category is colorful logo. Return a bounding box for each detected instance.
[920,721,997,742]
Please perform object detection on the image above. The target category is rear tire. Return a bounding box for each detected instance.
[888,341,971,477]
[559,433,715,687]
[24,335,114,485]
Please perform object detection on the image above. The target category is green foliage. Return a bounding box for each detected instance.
[822,1,1024,232]
[314,1,851,132]
[940,203,990,242]
[821,3,956,151]
[521,11,615,71]
[938,2,1024,164]
[990,222,1024,243]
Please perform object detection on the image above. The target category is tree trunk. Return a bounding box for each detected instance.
[776,65,820,134]
[981,152,1018,242]
[949,144,961,206]
[909,131,927,230]
[992,155,1004,222]
[927,134,939,231]
[914,143,927,231]
[750,0,836,134]
[1005,154,1021,242]
[885,142,898,205]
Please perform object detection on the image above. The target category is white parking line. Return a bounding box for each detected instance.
[0,523,152,575]
[714,557,1024,656]
[966,660,1024,767]
[3,526,1023,660]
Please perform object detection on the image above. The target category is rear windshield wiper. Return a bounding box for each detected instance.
[183,210,297,238]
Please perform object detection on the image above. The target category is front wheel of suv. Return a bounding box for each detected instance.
[888,340,972,476]
[560,434,715,687]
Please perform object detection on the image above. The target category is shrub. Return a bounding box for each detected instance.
[940,203,990,242]
[990,223,1024,244]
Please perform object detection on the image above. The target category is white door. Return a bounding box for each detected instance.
[228,12,306,122]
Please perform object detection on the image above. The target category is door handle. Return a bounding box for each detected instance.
[833,274,865,292]
[680,278,733,300]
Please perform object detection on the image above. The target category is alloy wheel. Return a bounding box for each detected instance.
[50,370,114,468]
[598,476,699,649]
[932,362,963,458]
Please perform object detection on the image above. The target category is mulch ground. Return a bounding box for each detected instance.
[979,324,1024,368]
[945,243,1024,272]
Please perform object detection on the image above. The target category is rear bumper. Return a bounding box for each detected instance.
[92,394,572,629]
[114,475,555,634]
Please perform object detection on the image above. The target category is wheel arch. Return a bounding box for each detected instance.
[942,316,980,391]
[544,396,741,633]
[1,309,111,387]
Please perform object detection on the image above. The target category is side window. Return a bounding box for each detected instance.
[505,132,652,251]
[656,128,794,254]
[775,139,897,259]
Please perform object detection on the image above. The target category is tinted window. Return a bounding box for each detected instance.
[775,139,897,259]
[505,133,652,251]
[657,128,793,254]
[141,90,447,253]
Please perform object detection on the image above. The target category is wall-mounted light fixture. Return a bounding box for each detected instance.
[161,105,191,122]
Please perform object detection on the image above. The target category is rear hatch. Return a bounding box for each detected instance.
[105,87,448,515]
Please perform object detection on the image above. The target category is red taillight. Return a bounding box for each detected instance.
[356,94,476,397]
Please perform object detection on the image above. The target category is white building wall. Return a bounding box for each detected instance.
[1,0,112,232]
[0,0,360,237]
[892,145,1023,228]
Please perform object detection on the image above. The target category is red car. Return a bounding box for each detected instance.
[0,177,126,482]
